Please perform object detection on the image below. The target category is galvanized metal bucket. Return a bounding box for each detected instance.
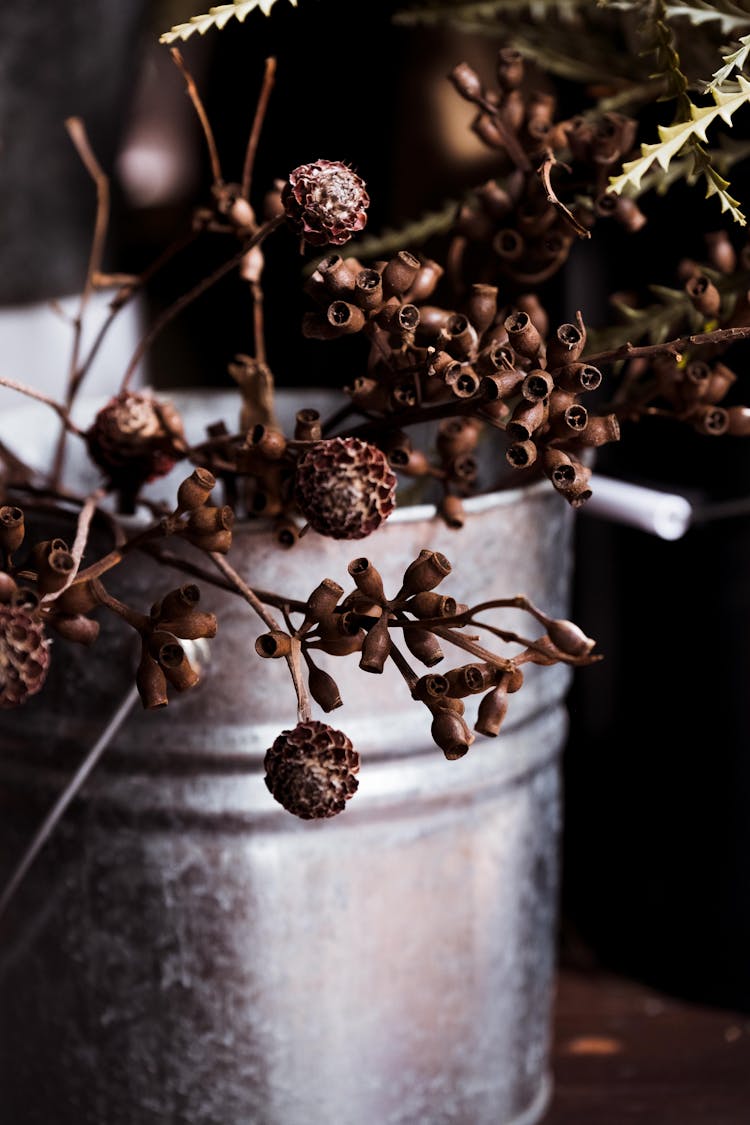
[0,391,576,1125]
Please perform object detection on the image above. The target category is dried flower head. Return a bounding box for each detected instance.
[294,437,397,539]
[264,719,360,819]
[282,160,370,247]
[85,391,187,487]
[0,593,50,708]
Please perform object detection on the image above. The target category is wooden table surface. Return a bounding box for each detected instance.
[542,965,750,1124]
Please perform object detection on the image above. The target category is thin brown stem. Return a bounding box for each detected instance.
[208,551,311,722]
[119,214,285,391]
[42,489,105,604]
[431,625,516,671]
[584,324,750,368]
[0,377,84,436]
[50,118,111,488]
[241,56,277,200]
[536,150,591,240]
[170,47,223,187]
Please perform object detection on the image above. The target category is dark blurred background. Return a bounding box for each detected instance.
[4,0,750,1013]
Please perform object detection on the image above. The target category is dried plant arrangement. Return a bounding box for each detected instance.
[2,0,750,914]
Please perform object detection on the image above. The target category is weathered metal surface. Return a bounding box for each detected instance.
[0,391,576,1125]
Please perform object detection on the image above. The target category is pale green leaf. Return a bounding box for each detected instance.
[159,0,297,44]
[705,33,750,91]
[607,76,750,193]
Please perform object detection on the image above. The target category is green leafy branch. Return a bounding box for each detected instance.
[159,0,296,45]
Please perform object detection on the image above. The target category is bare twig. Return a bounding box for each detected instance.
[208,551,312,722]
[241,56,277,201]
[584,324,750,368]
[42,489,105,603]
[536,150,591,240]
[0,377,84,436]
[170,46,223,187]
[119,214,286,391]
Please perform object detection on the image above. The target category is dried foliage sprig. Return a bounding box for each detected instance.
[2,10,750,854]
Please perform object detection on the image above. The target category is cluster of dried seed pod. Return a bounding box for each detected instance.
[299,257,621,510]
[609,242,750,437]
[446,47,642,290]
[255,548,599,817]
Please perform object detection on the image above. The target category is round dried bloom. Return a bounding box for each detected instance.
[85,391,187,486]
[294,437,397,540]
[282,160,369,247]
[264,720,360,819]
[0,601,50,708]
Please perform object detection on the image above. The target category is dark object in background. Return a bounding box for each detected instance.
[0,0,148,304]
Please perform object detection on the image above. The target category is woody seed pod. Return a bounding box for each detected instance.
[50,613,100,646]
[151,631,200,692]
[348,557,386,604]
[449,62,484,102]
[382,250,421,299]
[306,578,344,621]
[522,369,554,402]
[438,494,466,529]
[255,630,293,659]
[359,611,391,674]
[264,720,360,819]
[352,268,384,310]
[506,440,538,469]
[690,405,729,436]
[36,546,75,595]
[294,408,323,443]
[175,467,216,513]
[431,708,474,760]
[554,363,602,393]
[404,259,444,303]
[0,572,18,602]
[315,253,361,296]
[705,230,737,274]
[248,424,287,460]
[465,284,498,335]
[444,663,497,698]
[136,647,169,710]
[187,505,235,535]
[326,300,366,336]
[307,662,343,712]
[0,506,25,554]
[412,671,450,704]
[504,311,542,360]
[407,591,458,619]
[506,398,549,442]
[685,273,721,319]
[496,46,524,91]
[546,322,586,369]
[475,681,510,738]
[727,406,750,435]
[577,413,620,447]
[403,628,444,667]
[705,362,737,404]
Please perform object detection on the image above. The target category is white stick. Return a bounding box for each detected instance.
[584,474,693,541]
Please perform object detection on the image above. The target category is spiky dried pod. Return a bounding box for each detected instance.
[282,160,370,247]
[0,596,50,708]
[85,391,187,486]
[264,720,360,819]
[294,437,397,540]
